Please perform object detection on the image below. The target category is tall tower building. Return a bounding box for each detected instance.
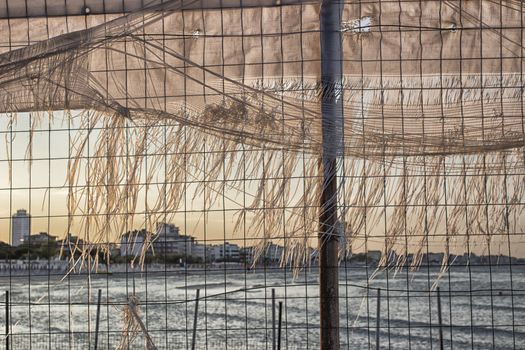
[11,209,30,246]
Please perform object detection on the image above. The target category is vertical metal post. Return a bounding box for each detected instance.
[272,288,276,350]
[277,301,283,350]
[132,271,136,296]
[5,291,9,350]
[437,288,444,350]
[376,288,381,350]
[191,289,200,350]
[94,289,101,350]
[320,0,343,349]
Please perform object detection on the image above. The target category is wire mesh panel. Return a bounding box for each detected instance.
[0,0,524,349]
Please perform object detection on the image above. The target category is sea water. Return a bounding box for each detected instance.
[1,265,524,349]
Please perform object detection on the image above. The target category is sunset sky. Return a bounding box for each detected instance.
[0,112,524,258]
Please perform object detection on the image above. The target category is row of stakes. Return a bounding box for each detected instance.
[2,287,284,350]
[375,288,445,350]
[190,288,284,350]
[3,287,445,350]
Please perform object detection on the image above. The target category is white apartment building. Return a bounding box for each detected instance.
[192,243,209,261]
[11,209,30,247]
[153,223,194,257]
[209,242,240,261]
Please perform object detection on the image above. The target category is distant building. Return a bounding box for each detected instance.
[11,209,30,247]
[452,252,478,266]
[58,233,88,257]
[378,250,398,267]
[192,243,209,261]
[239,242,287,264]
[23,232,57,245]
[152,223,194,257]
[107,243,120,258]
[421,252,445,266]
[240,246,254,264]
[263,242,284,262]
[59,233,86,247]
[223,242,240,260]
[209,242,240,261]
[156,222,180,238]
[120,230,147,257]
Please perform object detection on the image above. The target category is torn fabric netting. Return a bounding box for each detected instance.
[0,0,524,272]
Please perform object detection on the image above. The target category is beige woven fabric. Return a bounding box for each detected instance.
[0,0,524,269]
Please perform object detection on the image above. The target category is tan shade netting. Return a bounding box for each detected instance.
[1,0,524,270]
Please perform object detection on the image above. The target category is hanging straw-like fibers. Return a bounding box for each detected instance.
[1,0,524,273]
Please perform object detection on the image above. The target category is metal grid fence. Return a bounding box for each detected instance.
[0,0,525,349]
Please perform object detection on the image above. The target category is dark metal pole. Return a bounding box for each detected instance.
[277,301,283,350]
[191,289,200,350]
[94,289,101,350]
[376,288,381,350]
[272,288,276,350]
[5,291,9,350]
[437,288,444,350]
[320,0,343,349]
